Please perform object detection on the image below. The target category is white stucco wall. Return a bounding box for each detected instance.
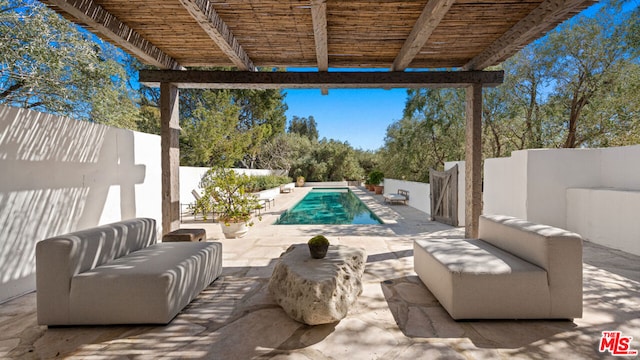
[0,105,163,303]
[304,181,349,187]
[483,150,528,220]
[525,149,601,228]
[386,163,463,225]
[567,188,640,256]
[383,179,431,215]
[484,145,640,255]
[180,167,276,206]
[180,167,210,205]
[599,145,640,190]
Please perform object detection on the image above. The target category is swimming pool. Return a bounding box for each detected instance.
[275,188,383,225]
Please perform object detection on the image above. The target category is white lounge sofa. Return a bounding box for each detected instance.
[414,214,583,320]
[36,218,223,326]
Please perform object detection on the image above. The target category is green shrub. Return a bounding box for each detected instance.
[368,170,384,185]
[246,175,293,192]
[194,168,262,224]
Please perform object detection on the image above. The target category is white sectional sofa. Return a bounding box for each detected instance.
[414,215,583,320]
[36,218,222,326]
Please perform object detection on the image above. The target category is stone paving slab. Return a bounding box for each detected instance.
[1,187,639,359]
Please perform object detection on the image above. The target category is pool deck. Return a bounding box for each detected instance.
[2,187,640,359]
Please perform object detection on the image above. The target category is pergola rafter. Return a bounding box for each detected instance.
[42,0,182,70]
[178,0,256,71]
[310,0,329,94]
[311,0,329,72]
[463,0,594,70]
[392,0,456,71]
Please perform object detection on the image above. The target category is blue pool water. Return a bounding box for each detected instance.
[275,188,382,225]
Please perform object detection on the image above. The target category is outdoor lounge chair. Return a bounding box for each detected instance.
[384,189,409,205]
[190,189,216,221]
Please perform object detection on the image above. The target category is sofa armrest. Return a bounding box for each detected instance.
[479,214,583,318]
[36,238,76,325]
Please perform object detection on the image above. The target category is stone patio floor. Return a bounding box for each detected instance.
[1,187,639,359]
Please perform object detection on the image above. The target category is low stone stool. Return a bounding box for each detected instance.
[162,228,206,242]
[268,243,366,325]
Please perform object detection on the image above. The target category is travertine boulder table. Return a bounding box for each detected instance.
[268,244,366,325]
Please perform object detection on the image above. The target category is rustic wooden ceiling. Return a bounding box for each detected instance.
[40,0,596,71]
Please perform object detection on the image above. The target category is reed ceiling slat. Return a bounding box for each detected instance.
[41,0,596,70]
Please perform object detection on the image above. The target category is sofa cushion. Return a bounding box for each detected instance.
[69,242,222,325]
[414,238,551,319]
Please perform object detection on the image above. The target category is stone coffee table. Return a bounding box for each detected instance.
[268,244,367,325]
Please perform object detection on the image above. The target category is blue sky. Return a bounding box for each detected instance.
[283,88,408,151]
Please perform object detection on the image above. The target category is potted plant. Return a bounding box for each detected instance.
[296,175,305,187]
[308,235,330,259]
[368,170,384,194]
[364,179,373,191]
[194,168,262,238]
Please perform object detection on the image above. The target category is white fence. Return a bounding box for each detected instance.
[180,167,277,205]
[0,105,163,303]
[383,179,431,215]
[484,146,640,256]
[305,181,349,188]
[384,160,465,225]
[0,104,287,304]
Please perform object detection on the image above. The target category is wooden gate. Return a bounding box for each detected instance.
[429,164,458,226]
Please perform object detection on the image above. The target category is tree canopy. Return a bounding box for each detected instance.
[380,0,639,181]
[2,0,637,185]
[287,115,319,141]
[0,0,139,127]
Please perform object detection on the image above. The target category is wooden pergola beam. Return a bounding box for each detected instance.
[160,83,181,234]
[311,0,329,95]
[463,0,594,70]
[392,0,456,71]
[43,0,181,70]
[139,70,504,89]
[465,83,483,238]
[311,0,329,72]
[178,0,256,71]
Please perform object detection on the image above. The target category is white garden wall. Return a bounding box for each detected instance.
[0,105,163,303]
[383,179,431,215]
[384,163,465,223]
[567,188,640,256]
[484,146,640,255]
[180,167,278,206]
[599,145,640,188]
[484,151,530,221]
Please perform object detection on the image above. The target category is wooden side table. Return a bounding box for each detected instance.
[162,228,206,242]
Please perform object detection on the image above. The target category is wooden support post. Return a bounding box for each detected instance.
[465,83,483,238]
[160,83,181,235]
